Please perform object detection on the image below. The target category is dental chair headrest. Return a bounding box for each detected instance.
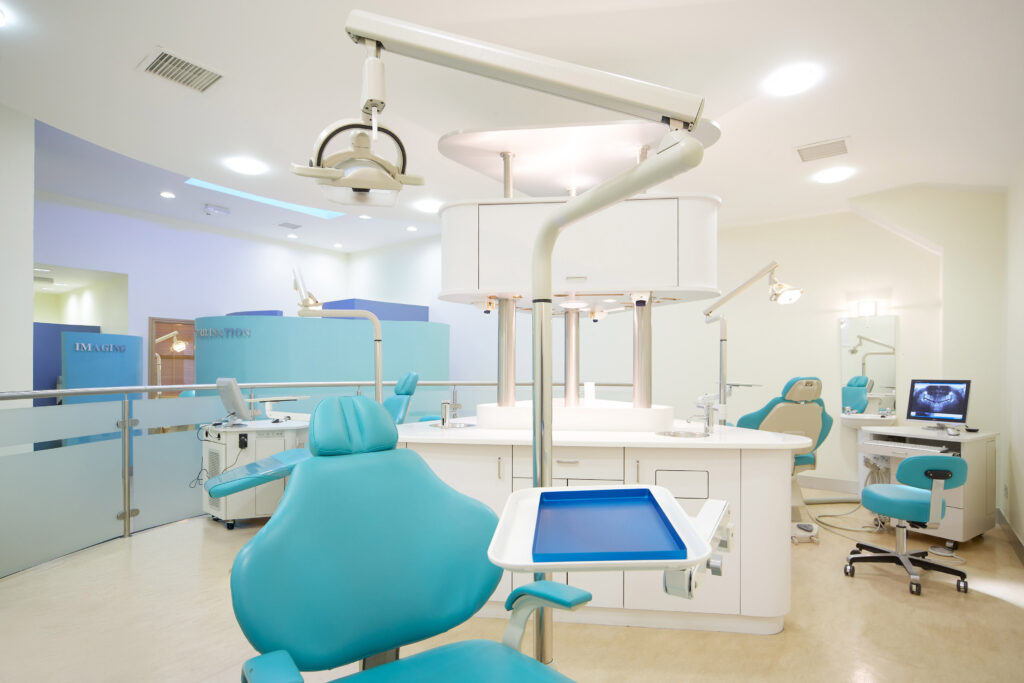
[395,371,419,396]
[783,377,823,402]
[847,376,870,388]
[309,395,399,456]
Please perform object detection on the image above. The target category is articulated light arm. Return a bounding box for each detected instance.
[345,11,704,128]
[702,261,780,320]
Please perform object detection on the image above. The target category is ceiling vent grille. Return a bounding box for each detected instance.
[34,276,54,284]
[144,51,222,92]
[278,222,302,230]
[796,138,848,162]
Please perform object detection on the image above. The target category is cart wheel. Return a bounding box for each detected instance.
[226,520,235,530]
[957,579,968,593]
[844,564,854,578]
[910,581,922,596]
[791,536,799,545]
[811,535,819,544]
[211,516,221,523]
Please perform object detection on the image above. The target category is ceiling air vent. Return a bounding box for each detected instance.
[796,138,848,162]
[143,50,222,92]
[278,222,302,230]
[34,276,54,284]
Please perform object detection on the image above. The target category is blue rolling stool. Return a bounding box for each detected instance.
[230,395,591,682]
[844,455,968,595]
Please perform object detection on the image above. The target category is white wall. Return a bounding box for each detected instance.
[43,273,131,334]
[0,104,35,395]
[33,199,349,369]
[33,293,62,324]
[1005,168,1024,541]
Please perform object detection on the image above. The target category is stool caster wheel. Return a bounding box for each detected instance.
[850,549,861,555]
[844,564,854,577]
[910,581,922,596]
[226,520,235,530]
[211,516,221,523]
[957,579,968,593]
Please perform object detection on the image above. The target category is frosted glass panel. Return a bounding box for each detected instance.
[0,401,122,447]
[0,440,122,577]
[132,396,225,430]
[132,430,204,532]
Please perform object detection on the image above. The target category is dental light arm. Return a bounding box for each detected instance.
[701,262,801,424]
[344,10,704,129]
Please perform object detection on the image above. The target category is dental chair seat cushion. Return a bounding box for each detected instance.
[343,640,573,682]
[861,483,944,524]
[794,453,815,467]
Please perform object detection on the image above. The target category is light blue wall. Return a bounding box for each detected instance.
[61,331,143,403]
[193,315,450,419]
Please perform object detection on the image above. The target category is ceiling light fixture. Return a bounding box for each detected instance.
[811,166,856,184]
[160,191,176,199]
[412,198,443,214]
[224,156,269,175]
[34,267,51,273]
[760,62,825,97]
[359,214,372,219]
[204,203,230,216]
[603,298,617,303]
[406,225,418,232]
[560,300,588,310]
[333,243,344,248]
[186,178,343,219]
[287,233,299,239]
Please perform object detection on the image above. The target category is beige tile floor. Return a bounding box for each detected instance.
[2,496,1023,682]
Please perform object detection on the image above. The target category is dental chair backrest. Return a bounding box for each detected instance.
[382,370,419,424]
[737,377,833,457]
[230,395,502,672]
[841,375,874,414]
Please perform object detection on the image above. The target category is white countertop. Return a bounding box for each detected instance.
[858,424,997,443]
[398,418,811,450]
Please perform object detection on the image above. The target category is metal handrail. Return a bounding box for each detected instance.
[0,380,633,402]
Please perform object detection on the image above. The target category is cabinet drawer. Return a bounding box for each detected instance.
[512,446,623,481]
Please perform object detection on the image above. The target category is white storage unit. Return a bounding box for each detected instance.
[201,420,308,529]
[439,195,719,306]
[856,425,997,542]
[398,421,804,634]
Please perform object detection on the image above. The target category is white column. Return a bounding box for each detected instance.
[0,105,35,397]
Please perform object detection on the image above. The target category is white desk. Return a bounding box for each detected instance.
[857,425,997,542]
[398,418,809,635]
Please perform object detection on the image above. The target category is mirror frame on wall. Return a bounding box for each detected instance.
[838,315,897,413]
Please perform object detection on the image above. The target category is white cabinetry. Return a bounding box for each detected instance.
[412,443,513,601]
[439,195,719,304]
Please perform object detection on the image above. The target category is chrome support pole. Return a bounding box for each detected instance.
[718,316,728,425]
[564,308,580,407]
[374,338,383,403]
[501,151,514,198]
[120,396,132,538]
[531,299,554,664]
[498,298,517,407]
[633,298,652,408]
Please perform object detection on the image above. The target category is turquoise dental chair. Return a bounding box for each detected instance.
[382,371,418,424]
[230,395,591,682]
[737,377,833,543]
[844,455,968,595]
[841,376,873,414]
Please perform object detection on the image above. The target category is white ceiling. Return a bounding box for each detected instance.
[3,0,1023,253]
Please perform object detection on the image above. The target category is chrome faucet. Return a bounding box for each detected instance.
[687,394,716,436]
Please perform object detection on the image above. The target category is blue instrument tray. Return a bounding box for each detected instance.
[532,488,688,563]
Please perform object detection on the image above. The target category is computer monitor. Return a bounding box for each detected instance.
[906,379,970,428]
[216,377,253,424]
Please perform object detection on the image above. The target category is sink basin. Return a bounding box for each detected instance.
[476,399,674,432]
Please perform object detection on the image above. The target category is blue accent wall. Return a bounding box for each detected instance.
[33,322,101,407]
[323,298,429,322]
[193,315,448,416]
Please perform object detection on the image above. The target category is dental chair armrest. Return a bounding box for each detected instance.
[241,651,304,683]
[501,580,592,651]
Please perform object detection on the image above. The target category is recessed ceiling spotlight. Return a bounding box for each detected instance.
[412,198,443,214]
[760,62,825,97]
[223,156,269,175]
[811,166,856,184]
[287,233,299,239]
[34,267,51,273]
[406,225,418,232]
[160,191,176,199]
[358,214,372,220]
[333,243,344,249]
[603,298,617,303]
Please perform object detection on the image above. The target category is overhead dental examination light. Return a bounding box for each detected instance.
[310,10,716,665]
[703,262,803,425]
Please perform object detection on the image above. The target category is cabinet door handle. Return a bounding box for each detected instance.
[498,456,502,480]
[555,459,580,465]
[636,460,640,480]
[565,275,588,281]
